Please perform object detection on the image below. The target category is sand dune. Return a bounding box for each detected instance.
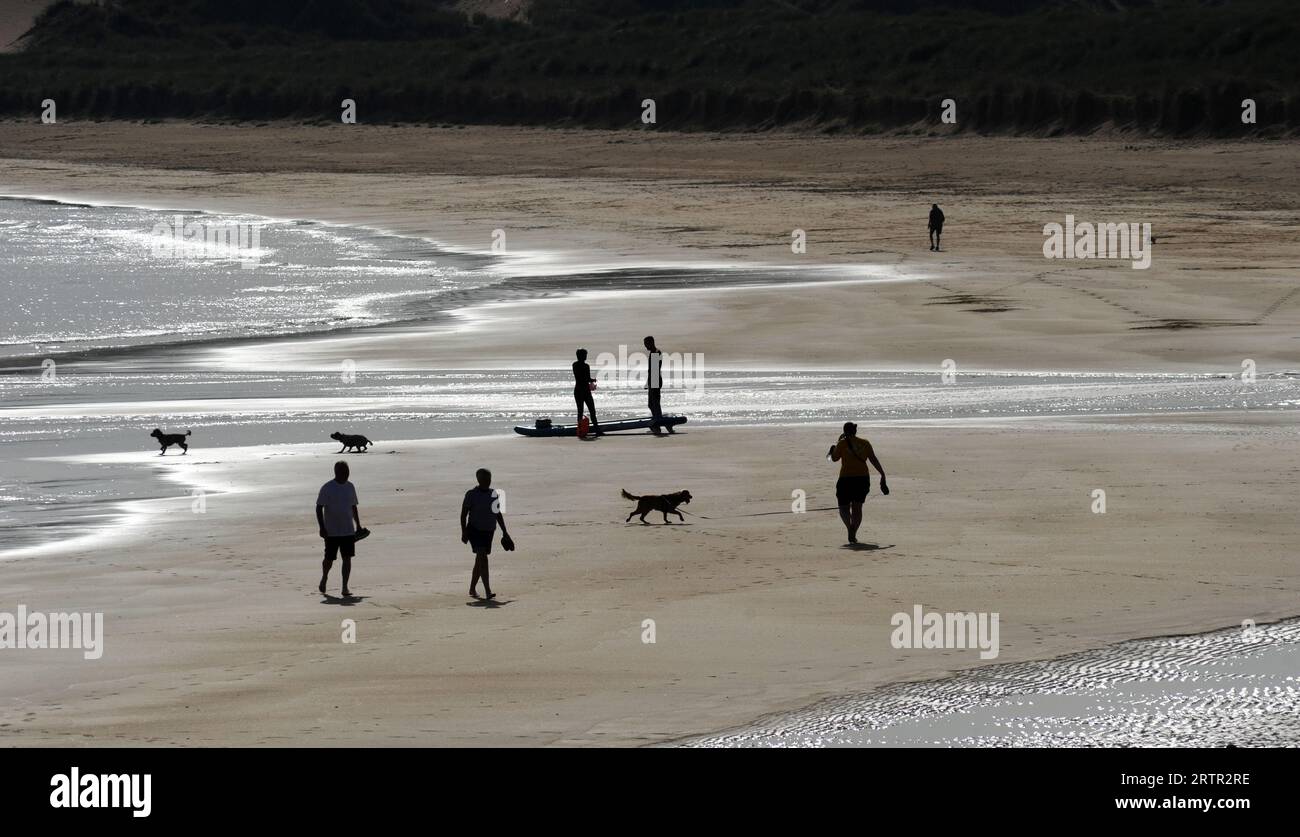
[0,0,50,52]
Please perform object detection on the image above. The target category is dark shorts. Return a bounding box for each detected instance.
[835,476,871,505]
[930,224,943,234]
[324,535,356,561]
[468,528,494,555]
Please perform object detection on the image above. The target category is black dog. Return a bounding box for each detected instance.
[622,489,692,524]
[330,431,372,453]
[150,428,191,456]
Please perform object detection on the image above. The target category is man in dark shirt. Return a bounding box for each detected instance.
[929,204,945,251]
[572,348,598,427]
[644,335,669,435]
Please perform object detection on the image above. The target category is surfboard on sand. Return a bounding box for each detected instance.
[514,415,687,437]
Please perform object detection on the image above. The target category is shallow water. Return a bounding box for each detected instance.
[1,365,1295,554]
[0,196,494,360]
[679,618,1300,747]
[3,368,1295,443]
[0,195,870,366]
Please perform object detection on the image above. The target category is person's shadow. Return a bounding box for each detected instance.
[467,598,512,608]
[841,543,894,551]
[321,594,368,605]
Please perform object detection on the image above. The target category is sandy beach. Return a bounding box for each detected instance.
[1,122,1298,746]
[3,415,1297,746]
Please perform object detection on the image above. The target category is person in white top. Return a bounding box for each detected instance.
[461,468,513,600]
[316,461,362,597]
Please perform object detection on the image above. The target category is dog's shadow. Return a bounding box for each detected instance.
[320,594,369,605]
[626,521,692,526]
[840,543,894,551]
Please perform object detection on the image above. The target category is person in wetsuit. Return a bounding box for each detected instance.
[573,348,598,427]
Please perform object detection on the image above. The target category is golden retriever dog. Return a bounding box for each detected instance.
[622,488,692,524]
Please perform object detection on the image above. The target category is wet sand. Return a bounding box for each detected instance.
[6,357,1295,558]
[2,123,1299,371]
[683,617,1300,747]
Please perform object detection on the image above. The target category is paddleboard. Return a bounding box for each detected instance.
[514,415,687,437]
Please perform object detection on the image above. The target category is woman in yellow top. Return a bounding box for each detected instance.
[828,421,889,544]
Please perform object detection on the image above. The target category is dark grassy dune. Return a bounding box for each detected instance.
[0,0,1296,134]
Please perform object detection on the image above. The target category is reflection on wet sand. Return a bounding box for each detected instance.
[683,619,1300,747]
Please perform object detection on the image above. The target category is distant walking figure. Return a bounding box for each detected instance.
[573,348,598,427]
[316,460,362,597]
[643,335,671,434]
[461,468,513,600]
[828,421,888,544]
[928,204,945,251]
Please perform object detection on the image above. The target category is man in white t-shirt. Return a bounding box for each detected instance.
[460,468,512,600]
[316,461,361,597]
